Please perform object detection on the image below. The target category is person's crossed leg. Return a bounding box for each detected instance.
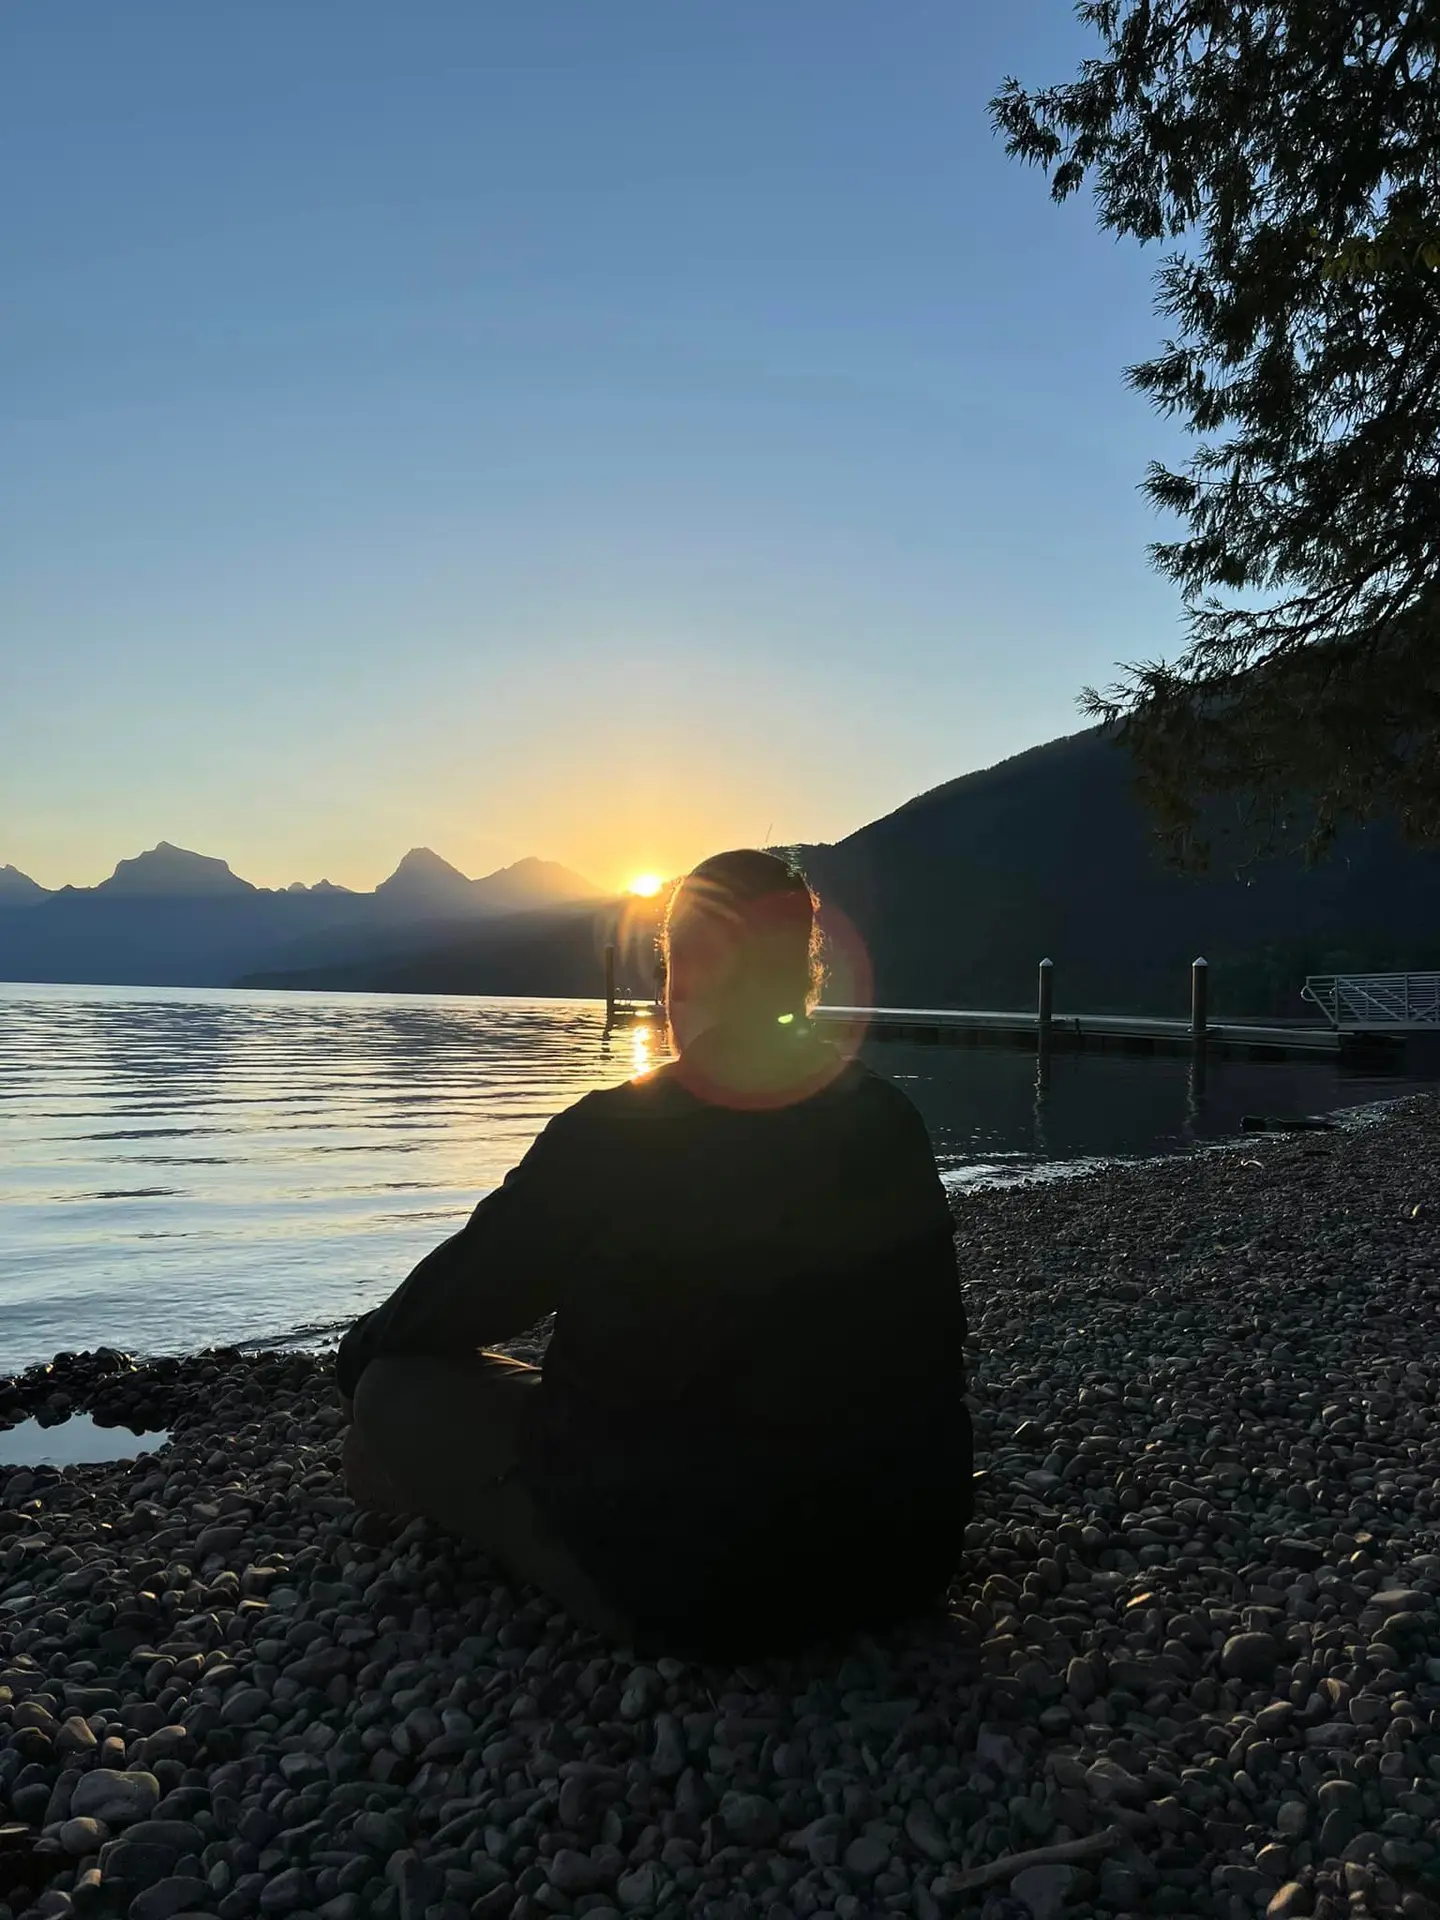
[342,1351,628,1640]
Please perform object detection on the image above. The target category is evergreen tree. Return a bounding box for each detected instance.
[991,4,1440,864]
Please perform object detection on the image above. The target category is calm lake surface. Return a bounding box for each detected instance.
[0,982,1423,1372]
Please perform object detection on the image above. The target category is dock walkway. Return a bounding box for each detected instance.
[809,1004,1373,1061]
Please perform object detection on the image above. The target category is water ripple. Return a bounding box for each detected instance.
[0,983,654,1370]
[0,980,1419,1373]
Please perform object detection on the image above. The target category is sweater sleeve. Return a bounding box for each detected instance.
[334,1100,596,1398]
[865,1072,968,1346]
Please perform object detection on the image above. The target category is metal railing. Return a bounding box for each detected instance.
[1301,972,1440,1029]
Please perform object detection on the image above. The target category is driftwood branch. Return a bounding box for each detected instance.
[943,1824,1126,1893]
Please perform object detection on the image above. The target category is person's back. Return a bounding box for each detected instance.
[522,1038,970,1651]
[338,851,973,1657]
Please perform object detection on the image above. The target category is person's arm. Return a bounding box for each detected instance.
[334,1100,597,1398]
[855,1072,968,1346]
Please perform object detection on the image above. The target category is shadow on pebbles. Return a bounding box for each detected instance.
[2,1097,1439,1920]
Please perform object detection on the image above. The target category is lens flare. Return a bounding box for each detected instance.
[628,873,663,897]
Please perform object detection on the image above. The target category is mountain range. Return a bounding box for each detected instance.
[239,728,1440,1016]
[8,729,1440,1011]
[0,842,602,987]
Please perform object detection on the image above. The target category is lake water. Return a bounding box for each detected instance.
[0,982,1423,1373]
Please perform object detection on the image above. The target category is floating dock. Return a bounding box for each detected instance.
[809,1004,1404,1064]
[603,941,1423,1067]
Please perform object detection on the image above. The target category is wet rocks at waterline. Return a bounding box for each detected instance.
[2,1099,1439,1920]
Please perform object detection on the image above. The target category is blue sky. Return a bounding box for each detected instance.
[2,2,1187,891]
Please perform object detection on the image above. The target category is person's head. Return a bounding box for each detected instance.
[663,849,821,1049]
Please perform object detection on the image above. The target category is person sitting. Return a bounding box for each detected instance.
[337,849,972,1659]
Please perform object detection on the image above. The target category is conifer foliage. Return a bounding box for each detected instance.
[991,4,1440,863]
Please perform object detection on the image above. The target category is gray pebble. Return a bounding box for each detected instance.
[651,1712,686,1779]
[616,1863,663,1911]
[1083,1757,1146,1804]
[218,1686,269,1728]
[903,1802,950,1865]
[1264,1885,1313,1919]
[1276,1800,1309,1840]
[719,1791,779,1848]
[619,1668,660,1720]
[841,1835,891,1879]
[548,1850,606,1896]
[59,1816,109,1856]
[128,1879,209,1920]
[70,1769,160,1827]
[1220,1631,1281,1681]
[257,1866,312,1914]
[1010,1864,1079,1920]
[56,1713,98,1755]
[1316,1779,1363,1821]
[1098,1861,1147,1908]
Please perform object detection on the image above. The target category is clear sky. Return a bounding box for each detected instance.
[2,2,1188,894]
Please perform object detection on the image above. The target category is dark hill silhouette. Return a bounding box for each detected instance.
[469,856,605,915]
[798,729,1440,1016]
[96,841,255,897]
[0,843,603,988]
[241,896,664,1001]
[0,865,48,904]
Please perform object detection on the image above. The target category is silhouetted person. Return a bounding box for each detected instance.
[338,850,972,1657]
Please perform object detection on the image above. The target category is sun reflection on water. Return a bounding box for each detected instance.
[629,1016,668,1078]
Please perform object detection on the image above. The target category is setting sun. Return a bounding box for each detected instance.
[628,873,663,897]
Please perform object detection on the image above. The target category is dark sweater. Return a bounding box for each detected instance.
[336,1030,972,1655]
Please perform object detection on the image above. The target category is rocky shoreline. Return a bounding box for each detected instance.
[2,1097,1438,1920]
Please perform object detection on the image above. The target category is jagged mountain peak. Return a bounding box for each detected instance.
[394,846,468,875]
[374,847,476,903]
[0,863,49,903]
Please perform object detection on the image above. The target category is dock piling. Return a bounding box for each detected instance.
[604,944,617,1028]
[1037,958,1054,1044]
[1191,957,1209,1044]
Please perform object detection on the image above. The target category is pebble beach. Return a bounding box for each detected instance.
[2,1096,1438,1920]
